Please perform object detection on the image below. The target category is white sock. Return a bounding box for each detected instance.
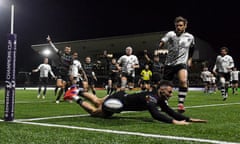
[72,95,80,101]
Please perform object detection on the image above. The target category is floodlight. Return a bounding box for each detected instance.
[42,49,51,56]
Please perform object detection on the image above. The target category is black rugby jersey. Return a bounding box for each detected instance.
[57,50,73,75]
[104,91,190,123]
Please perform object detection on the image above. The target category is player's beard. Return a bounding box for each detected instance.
[159,92,169,100]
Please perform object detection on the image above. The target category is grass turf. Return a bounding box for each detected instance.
[0,88,240,144]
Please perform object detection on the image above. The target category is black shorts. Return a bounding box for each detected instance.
[151,72,161,84]
[39,77,49,85]
[87,76,95,85]
[218,72,231,81]
[203,81,210,85]
[56,67,70,82]
[163,64,187,81]
[141,80,150,85]
[57,75,69,82]
[108,74,120,85]
[121,72,134,83]
[232,80,238,84]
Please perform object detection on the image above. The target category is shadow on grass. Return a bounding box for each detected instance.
[42,114,156,127]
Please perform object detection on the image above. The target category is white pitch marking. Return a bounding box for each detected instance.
[14,121,240,144]
[5,102,240,143]
[15,114,90,122]
[185,102,240,109]
[14,102,240,122]
[0,100,51,105]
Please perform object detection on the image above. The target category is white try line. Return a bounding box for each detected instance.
[15,114,90,122]
[13,121,240,144]
[15,111,136,122]
[0,100,51,105]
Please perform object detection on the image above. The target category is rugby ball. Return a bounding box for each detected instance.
[104,98,123,109]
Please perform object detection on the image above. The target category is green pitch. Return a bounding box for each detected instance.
[0,88,240,144]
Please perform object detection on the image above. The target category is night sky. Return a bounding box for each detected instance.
[0,0,240,81]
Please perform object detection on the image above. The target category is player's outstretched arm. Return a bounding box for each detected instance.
[46,35,51,41]
[189,118,207,123]
[46,35,59,53]
[32,69,38,72]
[172,120,190,125]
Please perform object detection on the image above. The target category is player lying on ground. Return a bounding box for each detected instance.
[64,80,207,125]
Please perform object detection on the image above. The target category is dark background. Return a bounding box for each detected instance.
[0,0,240,82]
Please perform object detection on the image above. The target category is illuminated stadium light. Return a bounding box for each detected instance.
[42,49,51,56]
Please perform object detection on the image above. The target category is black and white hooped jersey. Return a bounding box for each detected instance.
[214,55,234,73]
[161,31,195,65]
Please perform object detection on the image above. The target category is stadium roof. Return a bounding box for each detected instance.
[31,32,216,64]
